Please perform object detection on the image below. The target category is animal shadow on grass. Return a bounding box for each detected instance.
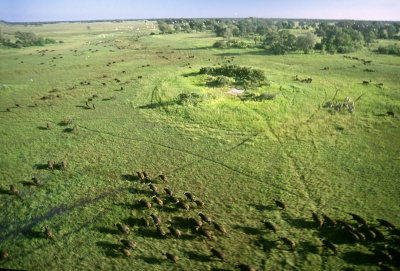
[37,126,49,130]
[162,206,177,213]
[96,226,119,235]
[341,251,376,265]
[254,236,277,253]
[137,255,164,264]
[233,225,262,235]
[0,188,11,195]
[281,214,315,230]
[316,227,355,245]
[248,203,275,211]
[102,98,112,101]
[22,229,45,239]
[184,250,212,262]
[75,105,91,110]
[34,164,48,170]
[57,121,69,126]
[122,217,140,227]
[171,216,192,230]
[180,233,196,241]
[21,181,35,187]
[296,240,321,255]
[63,128,74,133]
[137,228,165,239]
[96,241,121,258]
[121,174,135,182]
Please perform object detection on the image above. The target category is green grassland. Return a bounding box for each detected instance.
[1,21,400,271]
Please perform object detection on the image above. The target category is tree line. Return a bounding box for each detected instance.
[0,31,57,48]
[157,18,400,54]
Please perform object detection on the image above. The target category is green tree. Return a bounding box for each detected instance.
[296,32,317,53]
[264,30,296,54]
[157,20,172,34]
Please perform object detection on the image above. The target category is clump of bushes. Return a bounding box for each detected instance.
[207,75,235,87]
[241,92,277,102]
[213,40,227,48]
[199,64,266,88]
[177,92,206,106]
[376,44,400,56]
[213,39,248,49]
[0,31,56,48]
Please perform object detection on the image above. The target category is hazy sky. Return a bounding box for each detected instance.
[0,0,399,22]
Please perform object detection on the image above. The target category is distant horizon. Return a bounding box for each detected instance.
[1,0,399,23]
[1,16,400,24]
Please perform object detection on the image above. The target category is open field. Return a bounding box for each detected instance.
[1,21,400,270]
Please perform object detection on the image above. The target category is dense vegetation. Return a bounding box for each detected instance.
[0,31,57,48]
[199,65,266,88]
[157,18,400,54]
[377,44,400,56]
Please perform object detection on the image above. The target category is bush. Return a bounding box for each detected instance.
[45,38,56,44]
[258,92,276,101]
[1,31,56,48]
[213,40,227,48]
[241,92,276,102]
[227,39,247,48]
[177,92,205,106]
[377,44,400,56]
[200,64,266,88]
[207,76,234,87]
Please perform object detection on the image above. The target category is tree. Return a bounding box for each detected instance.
[223,28,233,41]
[264,30,296,54]
[157,20,172,34]
[296,32,317,53]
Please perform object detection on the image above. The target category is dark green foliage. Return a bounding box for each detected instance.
[213,40,227,48]
[177,92,205,106]
[241,92,277,102]
[377,44,400,56]
[213,40,247,49]
[227,39,248,48]
[316,25,364,53]
[0,31,56,48]
[157,20,173,34]
[207,76,234,87]
[200,65,266,87]
[296,32,317,53]
[263,30,297,55]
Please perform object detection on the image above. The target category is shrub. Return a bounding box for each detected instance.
[200,64,266,88]
[377,44,400,56]
[258,92,276,101]
[227,39,247,48]
[177,92,205,106]
[207,76,234,87]
[213,40,227,48]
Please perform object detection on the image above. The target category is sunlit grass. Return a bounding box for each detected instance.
[1,21,399,271]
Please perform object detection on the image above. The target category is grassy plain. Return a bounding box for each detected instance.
[0,21,400,271]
